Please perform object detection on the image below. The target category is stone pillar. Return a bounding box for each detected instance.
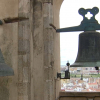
[43,1,55,100]
[18,0,31,100]
[32,0,44,100]
[53,0,64,99]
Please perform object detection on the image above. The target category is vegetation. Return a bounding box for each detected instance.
[61,72,100,78]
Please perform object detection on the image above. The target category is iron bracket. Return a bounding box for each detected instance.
[57,62,70,79]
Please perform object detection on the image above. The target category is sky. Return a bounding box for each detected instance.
[60,0,100,65]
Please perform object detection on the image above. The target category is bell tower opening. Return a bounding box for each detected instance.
[60,0,100,92]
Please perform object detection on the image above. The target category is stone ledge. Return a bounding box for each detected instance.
[60,92,100,97]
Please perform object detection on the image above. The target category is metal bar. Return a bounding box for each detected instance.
[4,17,29,23]
[56,26,84,33]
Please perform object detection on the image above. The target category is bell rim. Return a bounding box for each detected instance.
[0,63,14,76]
[70,61,100,67]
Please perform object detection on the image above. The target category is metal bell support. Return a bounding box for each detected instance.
[57,62,70,79]
[56,7,100,67]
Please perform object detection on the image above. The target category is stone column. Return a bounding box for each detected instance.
[53,0,64,99]
[32,0,44,100]
[43,1,55,100]
[18,0,31,100]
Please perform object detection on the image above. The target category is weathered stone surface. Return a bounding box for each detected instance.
[43,0,53,4]
[0,0,63,100]
[0,0,18,19]
[18,0,31,100]
[43,3,53,28]
[0,86,9,100]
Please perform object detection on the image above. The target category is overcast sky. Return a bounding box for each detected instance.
[60,0,100,65]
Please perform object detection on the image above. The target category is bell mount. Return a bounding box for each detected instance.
[56,7,100,32]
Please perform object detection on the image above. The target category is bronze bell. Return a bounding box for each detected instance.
[56,7,100,67]
[70,31,100,67]
[0,49,14,76]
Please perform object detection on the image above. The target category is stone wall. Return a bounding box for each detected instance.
[0,0,18,100]
[59,92,100,100]
[0,0,63,100]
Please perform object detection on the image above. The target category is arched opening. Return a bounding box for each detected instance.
[60,0,100,92]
